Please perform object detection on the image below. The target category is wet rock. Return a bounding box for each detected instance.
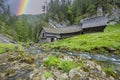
[60,73,68,80]
[72,74,81,80]
[41,75,46,80]
[47,77,54,80]
[96,65,102,71]
[53,70,68,80]
[88,78,93,80]
[63,56,73,61]
[69,68,79,78]
[108,48,116,53]
[85,61,96,69]
[109,76,115,80]
[53,70,61,78]
[0,72,5,78]
[101,72,106,77]
[29,69,38,79]
[6,69,16,77]
[103,47,116,53]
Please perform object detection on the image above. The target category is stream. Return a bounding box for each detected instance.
[25,46,120,75]
[0,45,119,79]
[65,52,120,75]
[65,51,120,65]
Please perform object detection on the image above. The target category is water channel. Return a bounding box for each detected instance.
[24,46,120,75]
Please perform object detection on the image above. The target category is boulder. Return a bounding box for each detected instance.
[47,77,54,80]
[69,68,81,79]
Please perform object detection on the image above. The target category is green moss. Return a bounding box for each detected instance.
[58,60,77,72]
[6,69,15,76]
[103,66,119,79]
[0,43,23,54]
[43,56,61,68]
[0,43,15,53]
[43,71,53,79]
[82,66,90,72]
[43,56,80,72]
[19,56,34,64]
[8,51,34,64]
[44,23,120,53]
[78,60,85,67]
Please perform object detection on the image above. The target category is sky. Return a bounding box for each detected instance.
[7,0,49,15]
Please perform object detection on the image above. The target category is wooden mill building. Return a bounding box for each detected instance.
[40,16,108,42]
[40,25,82,42]
[81,16,108,34]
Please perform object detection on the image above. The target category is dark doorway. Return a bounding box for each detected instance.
[42,33,44,37]
[82,32,84,34]
[51,38,54,42]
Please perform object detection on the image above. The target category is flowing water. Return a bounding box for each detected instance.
[24,45,120,75]
[65,51,120,75]
[1,45,119,79]
[24,46,120,75]
[65,52,120,65]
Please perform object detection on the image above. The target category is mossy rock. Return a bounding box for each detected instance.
[8,51,35,64]
[20,57,34,64]
[82,67,89,72]
[6,69,15,76]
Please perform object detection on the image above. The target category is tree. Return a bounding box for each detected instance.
[13,18,29,42]
[46,0,120,25]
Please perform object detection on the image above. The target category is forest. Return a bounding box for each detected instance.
[0,0,120,43]
[45,0,120,24]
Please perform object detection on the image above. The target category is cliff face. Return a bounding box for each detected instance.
[106,8,120,25]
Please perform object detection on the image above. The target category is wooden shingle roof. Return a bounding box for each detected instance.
[43,25,82,34]
[82,16,108,28]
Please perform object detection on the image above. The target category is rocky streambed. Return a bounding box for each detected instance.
[0,45,120,80]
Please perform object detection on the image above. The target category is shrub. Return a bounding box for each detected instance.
[58,60,77,72]
[43,56,60,68]
[43,56,78,72]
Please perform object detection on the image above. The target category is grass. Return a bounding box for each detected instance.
[103,65,119,78]
[43,56,79,72]
[43,56,61,68]
[44,23,120,53]
[0,43,23,54]
[43,71,53,79]
[58,60,77,72]
[0,43,16,53]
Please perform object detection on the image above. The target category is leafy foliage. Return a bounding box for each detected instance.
[43,56,78,72]
[0,0,44,42]
[43,56,61,68]
[58,60,77,72]
[0,14,44,42]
